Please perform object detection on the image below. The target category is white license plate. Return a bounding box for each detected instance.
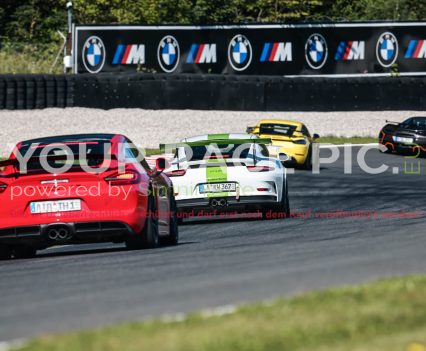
[393,136,413,144]
[30,199,81,214]
[199,183,236,194]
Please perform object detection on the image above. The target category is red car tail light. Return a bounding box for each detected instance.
[0,181,7,194]
[165,169,186,177]
[246,166,275,172]
[104,170,140,185]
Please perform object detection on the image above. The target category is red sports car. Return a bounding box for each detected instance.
[0,133,178,260]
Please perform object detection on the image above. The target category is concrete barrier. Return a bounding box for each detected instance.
[1,74,425,111]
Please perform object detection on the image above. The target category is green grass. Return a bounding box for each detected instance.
[316,136,377,144]
[0,46,62,74]
[15,275,426,351]
[144,148,167,156]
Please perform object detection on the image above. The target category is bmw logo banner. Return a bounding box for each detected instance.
[305,34,328,70]
[228,34,253,71]
[74,22,426,76]
[158,35,180,73]
[82,36,106,73]
[376,32,399,67]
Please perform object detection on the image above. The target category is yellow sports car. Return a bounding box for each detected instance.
[247,119,319,169]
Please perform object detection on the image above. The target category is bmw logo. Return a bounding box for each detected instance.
[305,34,328,70]
[376,32,398,67]
[228,34,252,71]
[157,35,180,73]
[82,36,106,73]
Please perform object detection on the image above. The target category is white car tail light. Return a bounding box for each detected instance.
[165,170,187,177]
[246,166,274,172]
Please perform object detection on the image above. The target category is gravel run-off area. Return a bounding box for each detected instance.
[0,108,423,156]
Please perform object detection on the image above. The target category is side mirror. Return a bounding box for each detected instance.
[246,126,255,134]
[155,157,170,172]
[313,133,320,140]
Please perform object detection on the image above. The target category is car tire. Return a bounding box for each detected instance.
[302,146,312,170]
[282,180,290,217]
[268,180,290,219]
[261,180,290,220]
[160,193,179,246]
[126,195,159,250]
[0,245,12,260]
[13,246,37,259]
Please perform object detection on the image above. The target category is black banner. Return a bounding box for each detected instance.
[73,22,426,76]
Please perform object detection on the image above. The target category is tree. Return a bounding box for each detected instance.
[321,0,426,21]
[0,0,65,45]
[247,0,323,22]
[1,0,425,47]
[191,0,323,23]
[72,0,194,24]
[71,0,324,24]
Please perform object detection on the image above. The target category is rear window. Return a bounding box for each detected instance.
[17,140,111,171]
[181,143,268,161]
[259,124,296,137]
[401,117,426,129]
[187,144,250,161]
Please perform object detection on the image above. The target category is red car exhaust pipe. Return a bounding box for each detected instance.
[47,227,71,241]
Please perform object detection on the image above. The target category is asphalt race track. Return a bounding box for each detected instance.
[1,146,425,341]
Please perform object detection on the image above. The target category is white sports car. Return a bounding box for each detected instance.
[161,133,289,220]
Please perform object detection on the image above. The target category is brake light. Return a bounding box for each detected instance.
[165,169,186,177]
[104,171,140,185]
[246,166,274,172]
[0,181,7,194]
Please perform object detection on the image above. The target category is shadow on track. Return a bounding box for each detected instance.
[182,215,266,226]
[32,241,197,259]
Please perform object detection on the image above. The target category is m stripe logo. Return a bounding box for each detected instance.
[405,40,426,58]
[113,44,145,65]
[187,44,217,64]
[334,41,365,60]
[260,42,292,62]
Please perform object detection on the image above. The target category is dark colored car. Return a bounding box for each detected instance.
[379,117,426,155]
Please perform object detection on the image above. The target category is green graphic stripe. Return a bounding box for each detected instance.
[206,159,228,198]
[208,134,230,140]
[160,138,272,150]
